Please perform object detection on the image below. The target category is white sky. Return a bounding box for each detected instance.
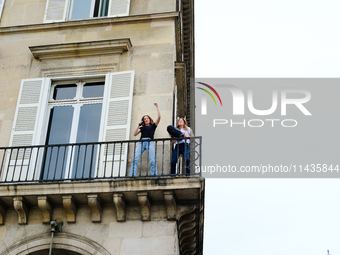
[195,0,340,254]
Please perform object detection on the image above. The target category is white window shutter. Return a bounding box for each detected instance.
[108,0,130,17]
[6,78,48,181]
[43,0,69,23]
[98,71,134,177]
[0,0,5,20]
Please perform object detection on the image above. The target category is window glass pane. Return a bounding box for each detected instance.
[76,104,102,143]
[83,82,105,98]
[43,106,74,180]
[70,0,93,20]
[99,0,109,17]
[46,106,74,145]
[53,85,77,100]
[93,0,100,17]
[73,104,102,178]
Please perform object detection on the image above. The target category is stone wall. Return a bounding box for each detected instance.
[0,15,178,147]
[0,207,179,255]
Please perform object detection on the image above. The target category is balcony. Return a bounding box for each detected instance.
[0,137,202,183]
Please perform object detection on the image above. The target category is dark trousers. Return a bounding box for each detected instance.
[171,143,190,175]
[167,125,184,138]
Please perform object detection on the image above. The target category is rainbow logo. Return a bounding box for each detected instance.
[196,82,223,106]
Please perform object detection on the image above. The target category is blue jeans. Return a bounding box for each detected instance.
[171,143,190,175]
[130,138,157,176]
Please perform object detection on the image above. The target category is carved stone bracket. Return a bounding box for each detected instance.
[0,200,7,225]
[13,197,29,225]
[164,191,177,221]
[113,193,126,222]
[178,207,198,255]
[137,192,150,221]
[88,194,102,223]
[62,196,77,223]
[37,196,53,224]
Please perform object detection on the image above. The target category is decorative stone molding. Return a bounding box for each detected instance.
[0,12,179,34]
[0,201,7,225]
[164,191,177,220]
[88,194,102,223]
[37,196,53,224]
[29,39,132,60]
[62,196,77,223]
[113,193,126,222]
[137,192,150,221]
[41,64,118,78]
[13,197,29,225]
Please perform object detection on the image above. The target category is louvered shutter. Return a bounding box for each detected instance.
[0,0,5,20]
[43,0,69,23]
[108,0,130,17]
[5,78,48,181]
[97,71,134,177]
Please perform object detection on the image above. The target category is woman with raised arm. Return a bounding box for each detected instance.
[130,103,161,176]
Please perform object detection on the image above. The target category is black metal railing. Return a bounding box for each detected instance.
[0,137,202,183]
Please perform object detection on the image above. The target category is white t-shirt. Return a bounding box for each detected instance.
[175,127,191,145]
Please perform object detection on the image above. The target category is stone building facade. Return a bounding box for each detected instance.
[0,0,203,254]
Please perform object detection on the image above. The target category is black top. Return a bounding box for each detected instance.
[140,123,157,139]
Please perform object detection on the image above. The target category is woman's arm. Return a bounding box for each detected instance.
[189,128,194,137]
[154,103,161,126]
[184,127,194,137]
[133,122,142,136]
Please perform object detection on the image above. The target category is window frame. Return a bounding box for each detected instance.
[43,0,130,23]
[8,71,134,181]
[39,75,107,146]
[47,78,105,144]
[68,0,106,20]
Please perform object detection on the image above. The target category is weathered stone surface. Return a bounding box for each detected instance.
[113,193,126,222]
[142,221,176,237]
[62,196,77,223]
[137,192,150,221]
[164,191,177,220]
[120,237,177,255]
[109,221,142,238]
[13,197,29,225]
[37,196,53,224]
[88,194,102,223]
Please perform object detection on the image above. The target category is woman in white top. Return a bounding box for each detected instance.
[170,118,194,175]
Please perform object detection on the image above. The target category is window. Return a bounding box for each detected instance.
[69,0,109,20]
[8,71,134,181]
[43,0,130,23]
[42,80,104,180]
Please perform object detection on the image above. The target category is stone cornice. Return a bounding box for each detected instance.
[29,38,132,60]
[0,12,179,34]
[0,177,203,197]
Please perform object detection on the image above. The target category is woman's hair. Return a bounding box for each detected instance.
[141,115,154,125]
[176,117,188,131]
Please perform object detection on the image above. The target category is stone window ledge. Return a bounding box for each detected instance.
[29,38,132,60]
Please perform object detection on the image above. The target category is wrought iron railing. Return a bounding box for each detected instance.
[0,137,202,183]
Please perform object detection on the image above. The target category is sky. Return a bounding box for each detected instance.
[195,0,340,254]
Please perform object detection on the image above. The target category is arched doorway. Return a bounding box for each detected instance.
[0,232,111,255]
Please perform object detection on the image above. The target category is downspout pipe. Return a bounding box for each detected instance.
[49,220,63,255]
